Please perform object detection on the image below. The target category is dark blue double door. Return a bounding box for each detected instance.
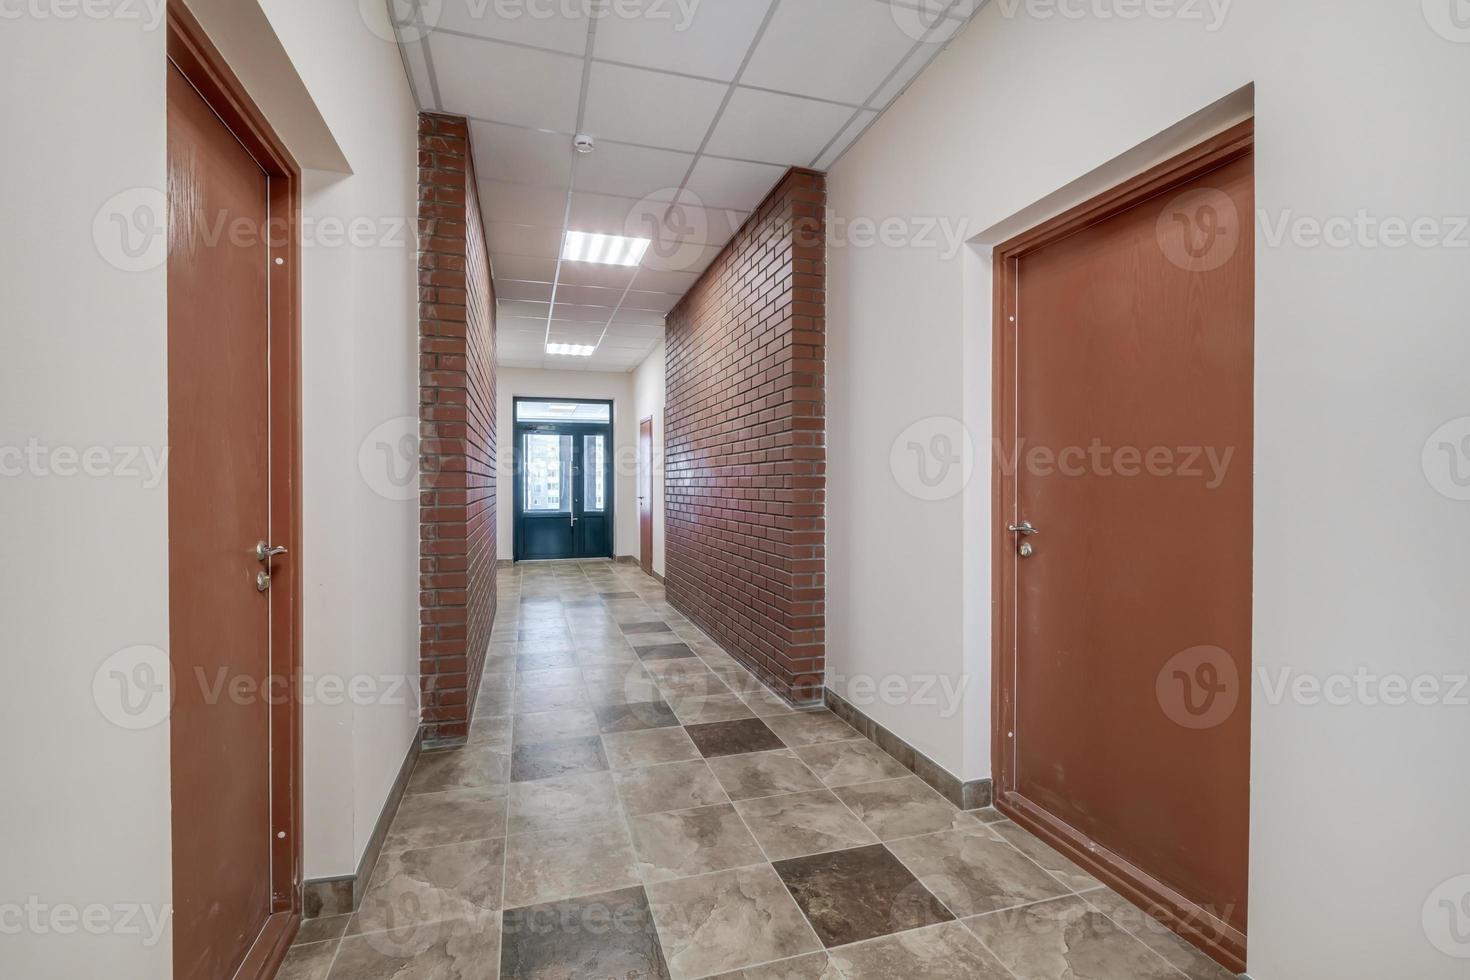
[514,421,613,560]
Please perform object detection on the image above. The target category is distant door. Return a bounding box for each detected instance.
[513,399,614,560]
[639,417,654,575]
[995,124,1254,971]
[167,60,282,979]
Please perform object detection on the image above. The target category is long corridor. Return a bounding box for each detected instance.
[279,561,1233,980]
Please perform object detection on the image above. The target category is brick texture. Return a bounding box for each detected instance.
[664,169,826,704]
[417,112,497,744]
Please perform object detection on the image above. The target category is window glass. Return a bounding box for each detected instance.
[524,432,572,512]
[516,401,611,423]
[583,434,606,512]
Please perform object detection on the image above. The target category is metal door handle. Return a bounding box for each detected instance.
[255,541,289,561]
[1007,521,1039,536]
[569,513,576,527]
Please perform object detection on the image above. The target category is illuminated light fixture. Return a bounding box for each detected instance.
[546,343,596,357]
[562,231,650,267]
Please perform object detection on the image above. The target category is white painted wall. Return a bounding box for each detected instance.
[251,0,422,881]
[826,4,1470,978]
[496,367,639,561]
[633,341,667,576]
[0,14,173,979]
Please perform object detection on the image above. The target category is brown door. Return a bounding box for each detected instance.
[167,61,278,979]
[639,417,654,576]
[995,127,1253,970]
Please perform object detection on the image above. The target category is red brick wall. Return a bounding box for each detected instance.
[417,112,497,744]
[664,168,826,704]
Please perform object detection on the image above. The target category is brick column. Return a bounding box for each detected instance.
[664,168,826,704]
[417,112,497,744]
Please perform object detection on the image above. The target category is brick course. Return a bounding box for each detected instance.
[664,168,826,704]
[417,112,497,744]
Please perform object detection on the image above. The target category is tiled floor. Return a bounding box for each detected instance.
[280,560,1237,980]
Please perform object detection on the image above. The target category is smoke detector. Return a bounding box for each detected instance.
[573,134,595,154]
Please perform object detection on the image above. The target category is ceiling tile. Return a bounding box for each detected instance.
[478,180,567,228]
[556,262,639,291]
[497,316,548,335]
[591,0,773,80]
[400,35,436,107]
[705,88,853,166]
[633,268,700,295]
[573,141,694,199]
[498,300,551,319]
[428,33,583,130]
[485,222,564,258]
[567,190,647,238]
[547,323,604,343]
[555,283,629,307]
[469,120,575,187]
[498,279,556,302]
[621,290,679,313]
[491,254,558,283]
[682,156,785,211]
[611,308,666,327]
[866,23,964,109]
[740,0,916,105]
[551,303,617,324]
[429,0,590,54]
[813,109,876,170]
[582,63,726,152]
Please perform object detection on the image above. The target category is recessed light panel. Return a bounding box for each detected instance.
[546,343,596,356]
[562,231,651,267]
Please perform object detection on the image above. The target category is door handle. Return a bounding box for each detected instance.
[255,541,288,562]
[1007,521,1039,536]
[569,513,576,527]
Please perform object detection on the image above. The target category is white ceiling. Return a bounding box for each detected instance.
[392,0,979,371]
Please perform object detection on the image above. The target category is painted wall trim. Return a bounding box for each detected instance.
[180,0,350,171]
[824,688,992,811]
[302,730,422,919]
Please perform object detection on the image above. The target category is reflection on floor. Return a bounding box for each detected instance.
[280,560,1236,979]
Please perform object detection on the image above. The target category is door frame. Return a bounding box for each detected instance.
[991,119,1254,973]
[639,415,654,576]
[167,2,303,975]
[511,396,616,561]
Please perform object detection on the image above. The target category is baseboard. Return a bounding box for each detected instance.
[302,729,422,918]
[496,558,513,568]
[996,790,1247,973]
[615,555,638,565]
[823,688,992,810]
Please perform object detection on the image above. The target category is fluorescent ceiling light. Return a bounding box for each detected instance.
[546,343,596,357]
[562,231,650,267]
